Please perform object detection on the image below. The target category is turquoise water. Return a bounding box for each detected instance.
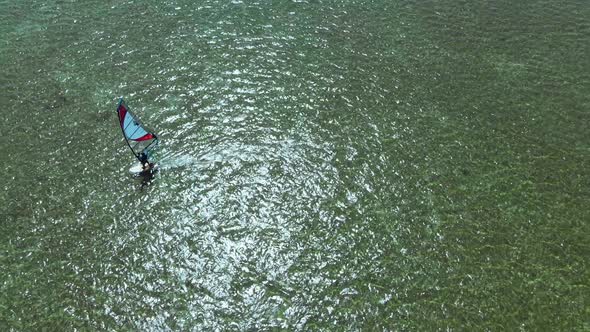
[1,0,589,330]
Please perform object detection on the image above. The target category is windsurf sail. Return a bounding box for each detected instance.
[116,98,159,162]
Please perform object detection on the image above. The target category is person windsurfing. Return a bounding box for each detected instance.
[138,152,155,173]
[116,98,159,174]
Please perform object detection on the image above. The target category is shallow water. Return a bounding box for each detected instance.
[1,0,589,330]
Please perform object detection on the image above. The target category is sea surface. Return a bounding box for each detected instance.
[1,0,589,330]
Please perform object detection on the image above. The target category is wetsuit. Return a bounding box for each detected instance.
[138,153,149,165]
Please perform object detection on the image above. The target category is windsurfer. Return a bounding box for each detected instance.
[139,152,155,172]
[117,98,159,175]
